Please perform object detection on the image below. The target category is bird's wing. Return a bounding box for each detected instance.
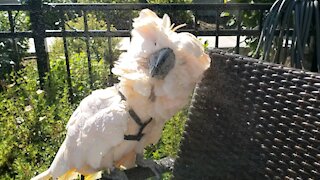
[62,86,129,169]
[80,100,128,169]
[66,87,122,129]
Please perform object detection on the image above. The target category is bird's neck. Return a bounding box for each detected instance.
[118,80,191,123]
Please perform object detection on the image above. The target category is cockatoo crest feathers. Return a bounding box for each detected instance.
[171,23,186,32]
[133,9,160,30]
[133,9,185,33]
[162,13,171,29]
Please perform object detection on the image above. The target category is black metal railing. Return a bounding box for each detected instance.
[0,2,272,101]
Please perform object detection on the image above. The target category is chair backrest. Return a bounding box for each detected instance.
[173,50,320,179]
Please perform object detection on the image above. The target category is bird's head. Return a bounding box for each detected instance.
[113,9,210,99]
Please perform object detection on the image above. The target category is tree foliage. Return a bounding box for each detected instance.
[224,0,276,55]
[51,13,121,65]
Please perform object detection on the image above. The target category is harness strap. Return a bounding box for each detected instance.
[117,86,126,101]
[117,85,153,141]
[124,117,152,141]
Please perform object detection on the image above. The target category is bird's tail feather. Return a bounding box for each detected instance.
[30,169,51,180]
[84,171,102,180]
[58,169,79,180]
[50,140,72,178]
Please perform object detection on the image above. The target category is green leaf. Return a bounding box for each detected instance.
[220,11,231,17]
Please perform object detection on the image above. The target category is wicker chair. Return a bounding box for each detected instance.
[173,50,320,179]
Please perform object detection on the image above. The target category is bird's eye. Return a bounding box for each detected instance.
[154,42,157,46]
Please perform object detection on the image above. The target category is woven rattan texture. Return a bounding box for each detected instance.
[173,51,320,180]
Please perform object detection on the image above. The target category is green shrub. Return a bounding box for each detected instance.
[145,110,187,160]
[0,60,73,179]
[224,0,276,55]
[0,11,29,83]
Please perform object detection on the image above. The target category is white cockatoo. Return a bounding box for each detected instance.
[32,9,210,180]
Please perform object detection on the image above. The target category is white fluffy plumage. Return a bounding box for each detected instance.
[32,9,210,180]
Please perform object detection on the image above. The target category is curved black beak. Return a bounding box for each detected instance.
[149,48,175,79]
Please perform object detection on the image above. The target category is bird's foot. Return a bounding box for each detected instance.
[102,168,128,180]
[136,154,163,180]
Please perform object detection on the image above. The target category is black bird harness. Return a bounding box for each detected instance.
[118,88,153,141]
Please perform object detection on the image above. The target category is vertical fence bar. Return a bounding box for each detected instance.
[8,10,20,71]
[61,10,73,102]
[28,0,50,89]
[128,11,133,39]
[236,9,242,54]
[103,17,109,86]
[83,10,93,89]
[104,12,114,87]
[194,9,198,32]
[215,10,220,48]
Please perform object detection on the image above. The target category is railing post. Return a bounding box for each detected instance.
[28,0,50,89]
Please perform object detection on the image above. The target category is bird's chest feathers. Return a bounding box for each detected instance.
[122,86,163,141]
[120,83,178,142]
[122,80,189,121]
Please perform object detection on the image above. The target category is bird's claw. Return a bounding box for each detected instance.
[136,154,163,180]
[102,168,128,180]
